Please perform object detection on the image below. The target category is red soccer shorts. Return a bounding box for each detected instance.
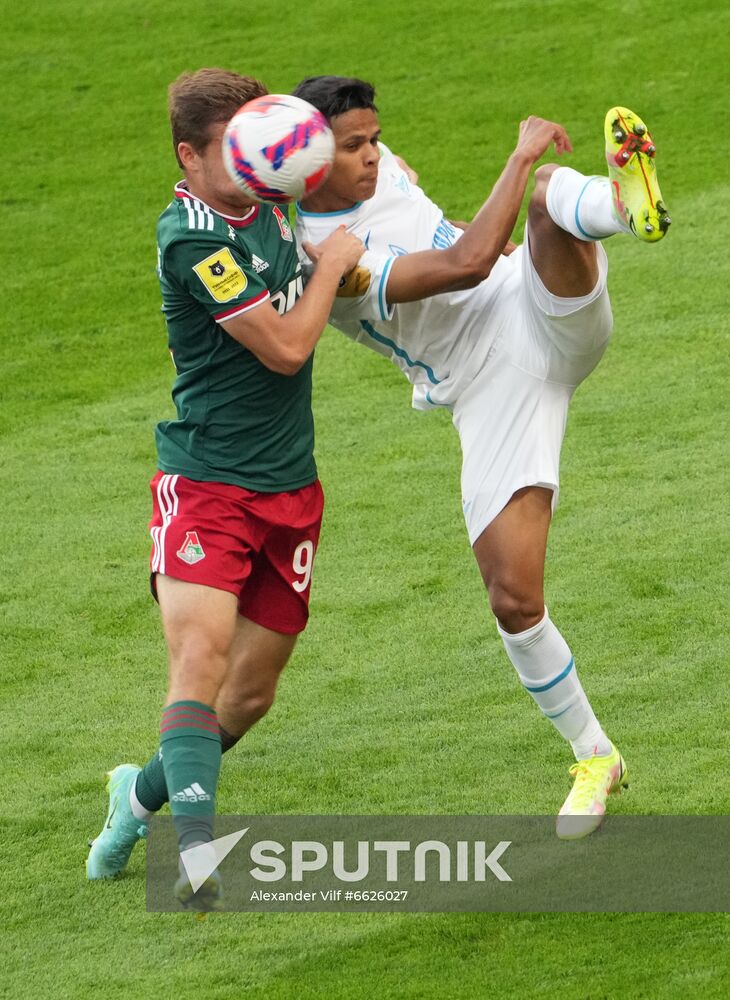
[149,472,324,635]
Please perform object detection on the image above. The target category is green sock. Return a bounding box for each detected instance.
[159,701,222,850]
[135,749,167,813]
[135,726,241,814]
[134,725,241,813]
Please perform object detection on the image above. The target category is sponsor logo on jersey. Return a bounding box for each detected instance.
[176,531,206,565]
[228,224,237,241]
[251,254,270,273]
[272,205,294,242]
[432,217,458,249]
[192,247,248,302]
[270,273,304,316]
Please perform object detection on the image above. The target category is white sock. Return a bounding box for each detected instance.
[497,607,612,760]
[129,778,153,822]
[545,166,628,241]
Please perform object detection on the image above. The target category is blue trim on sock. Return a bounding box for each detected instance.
[574,178,602,241]
[523,657,575,694]
[544,704,572,720]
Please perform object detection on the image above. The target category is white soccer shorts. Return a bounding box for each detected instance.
[453,227,613,545]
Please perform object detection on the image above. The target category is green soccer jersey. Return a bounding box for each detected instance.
[155,182,316,493]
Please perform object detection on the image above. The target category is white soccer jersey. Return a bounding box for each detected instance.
[295,143,515,409]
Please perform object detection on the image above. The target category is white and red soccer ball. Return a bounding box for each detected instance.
[223,94,335,203]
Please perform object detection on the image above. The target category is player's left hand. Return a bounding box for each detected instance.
[301,227,364,274]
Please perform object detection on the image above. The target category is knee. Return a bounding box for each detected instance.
[242,690,276,724]
[219,687,276,728]
[528,163,560,220]
[166,626,233,676]
[488,583,544,635]
[166,639,233,706]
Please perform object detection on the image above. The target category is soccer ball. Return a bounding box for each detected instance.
[223,94,335,204]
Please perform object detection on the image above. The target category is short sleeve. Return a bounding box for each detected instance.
[165,238,270,323]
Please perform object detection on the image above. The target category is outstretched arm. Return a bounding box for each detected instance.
[382,117,572,302]
[450,220,517,256]
[221,226,363,374]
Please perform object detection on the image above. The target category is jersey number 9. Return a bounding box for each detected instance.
[292,540,315,593]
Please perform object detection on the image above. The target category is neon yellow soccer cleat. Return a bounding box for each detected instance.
[605,106,671,242]
[556,743,628,840]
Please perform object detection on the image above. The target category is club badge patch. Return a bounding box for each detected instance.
[337,265,371,298]
[193,247,248,302]
[177,531,206,565]
[272,205,293,242]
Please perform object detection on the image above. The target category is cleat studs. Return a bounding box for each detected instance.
[613,128,626,141]
[647,144,656,156]
[621,150,630,161]
[660,216,672,230]
[635,123,646,136]
[644,224,654,233]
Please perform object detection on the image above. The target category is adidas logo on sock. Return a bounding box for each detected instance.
[171,782,211,803]
[251,254,269,273]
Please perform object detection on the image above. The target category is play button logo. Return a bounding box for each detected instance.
[179,827,249,892]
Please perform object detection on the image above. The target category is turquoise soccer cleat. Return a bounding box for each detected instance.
[86,764,148,879]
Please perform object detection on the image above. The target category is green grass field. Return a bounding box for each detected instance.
[2,0,729,996]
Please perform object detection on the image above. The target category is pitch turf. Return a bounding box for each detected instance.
[2,0,729,996]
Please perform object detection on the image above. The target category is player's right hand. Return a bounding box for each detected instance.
[515,116,573,161]
[303,225,365,276]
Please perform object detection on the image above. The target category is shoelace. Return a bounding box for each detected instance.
[566,760,608,809]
